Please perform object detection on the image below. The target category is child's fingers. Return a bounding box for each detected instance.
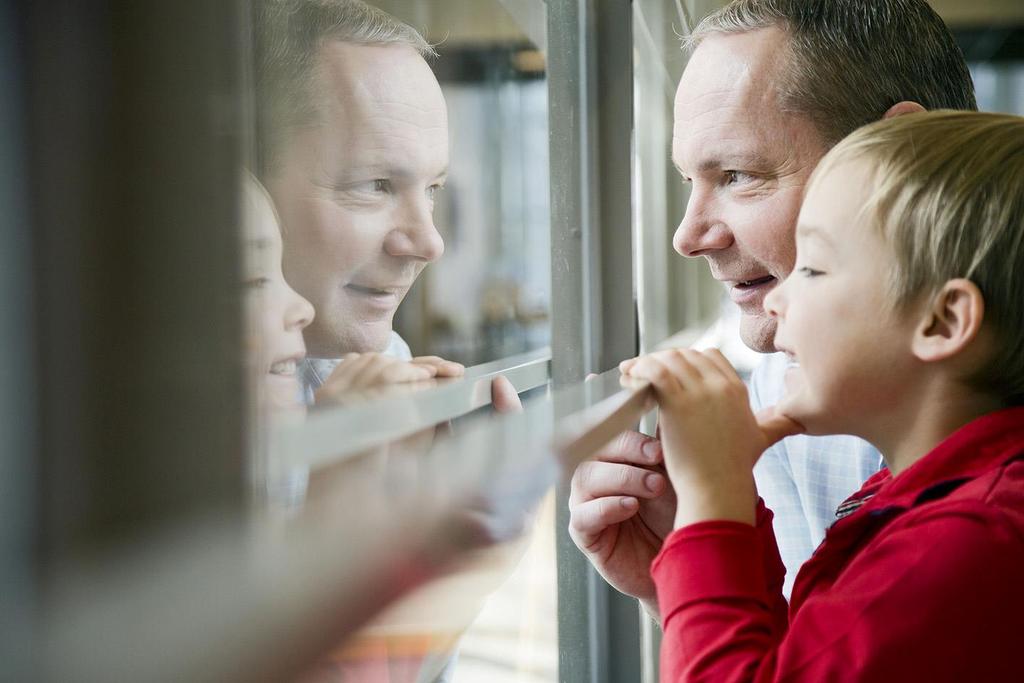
[381,360,436,383]
[701,348,743,384]
[412,356,465,378]
[348,353,395,387]
[325,352,376,388]
[619,357,639,375]
[653,349,704,391]
[755,406,805,450]
[671,348,729,385]
[628,354,686,401]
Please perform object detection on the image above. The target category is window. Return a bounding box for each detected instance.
[9,2,1024,683]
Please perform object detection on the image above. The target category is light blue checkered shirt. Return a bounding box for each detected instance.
[749,353,884,598]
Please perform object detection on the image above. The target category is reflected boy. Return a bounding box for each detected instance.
[242,172,315,411]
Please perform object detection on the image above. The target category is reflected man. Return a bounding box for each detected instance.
[257,0,459,401]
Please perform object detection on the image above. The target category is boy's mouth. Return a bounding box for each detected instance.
[269,355,303,376]
[776,345,800,367]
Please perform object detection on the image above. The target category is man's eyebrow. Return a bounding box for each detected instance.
[673,152,773,177]
[340,163,449,182]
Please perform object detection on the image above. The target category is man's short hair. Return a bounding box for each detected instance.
[813,111,1024,404]
[687,0,978,145]
[255,0,436,173]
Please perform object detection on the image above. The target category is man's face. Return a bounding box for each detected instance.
[672,28,829,352]
[269,42,449,357]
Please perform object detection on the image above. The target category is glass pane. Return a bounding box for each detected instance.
[248,1,557,681]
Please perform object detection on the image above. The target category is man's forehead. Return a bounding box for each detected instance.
[317,42,444,111]
[671,31,797,170]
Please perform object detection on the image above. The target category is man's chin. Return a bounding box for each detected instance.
[738,313,778,354]
[307,319,394,358]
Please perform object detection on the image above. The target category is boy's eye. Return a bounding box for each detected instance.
[426,183,445,201]
[797,266,825,278]
[244,277,271,290]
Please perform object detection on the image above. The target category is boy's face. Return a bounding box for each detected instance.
[764,160,922,436]
[244,183,315,411]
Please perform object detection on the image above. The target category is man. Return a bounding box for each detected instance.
[569,0,977,606]
[256,0,463,400]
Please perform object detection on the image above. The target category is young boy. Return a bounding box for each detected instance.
[621,111,1024,681]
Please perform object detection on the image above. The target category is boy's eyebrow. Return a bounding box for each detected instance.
[246,237,273,253]
[796,223,834,246]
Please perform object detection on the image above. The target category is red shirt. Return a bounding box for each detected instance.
[652,407,1024,682]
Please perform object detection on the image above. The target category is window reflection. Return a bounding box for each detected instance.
[250,2,556,681]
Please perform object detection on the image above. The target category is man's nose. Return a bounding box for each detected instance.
[672,190,733,257]
[384,194,445,262]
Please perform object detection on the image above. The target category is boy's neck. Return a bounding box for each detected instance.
[872,378,1004,476]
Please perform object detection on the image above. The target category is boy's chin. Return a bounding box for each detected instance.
[776,396,827,436]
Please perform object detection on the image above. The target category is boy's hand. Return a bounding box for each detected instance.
[620,348,803,528]
[316,353,465,403]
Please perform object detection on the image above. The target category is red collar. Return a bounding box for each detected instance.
[859,407,1024,513]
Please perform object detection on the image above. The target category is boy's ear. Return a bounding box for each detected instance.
[911,279,985,363]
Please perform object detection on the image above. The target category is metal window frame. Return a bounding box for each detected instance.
[547,1,646,682]
[1,1,36,678]
[272,348,552,470]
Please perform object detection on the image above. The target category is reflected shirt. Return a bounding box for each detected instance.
[298,331,413,405]
[272,332,414,510]
[749,352,884,598]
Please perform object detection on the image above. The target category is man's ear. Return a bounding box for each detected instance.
[912,279,985,363]
[883,101,926,119]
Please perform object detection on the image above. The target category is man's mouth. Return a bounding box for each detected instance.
[724,274,777,306]
[345,283,405,298]
[732,275,776,290]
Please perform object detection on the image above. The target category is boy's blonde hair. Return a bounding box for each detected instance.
[810,111,1024,404]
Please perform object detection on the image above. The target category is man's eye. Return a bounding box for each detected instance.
[724,170,755,185]
[347,179,391,194]
[797,267,824,278]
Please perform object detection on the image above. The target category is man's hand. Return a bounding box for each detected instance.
[620,348,803,529]
[490,375,522,414]
[568,429,676,617]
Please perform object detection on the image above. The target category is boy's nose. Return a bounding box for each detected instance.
[286,287,315,331]
[763,279,787,319]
